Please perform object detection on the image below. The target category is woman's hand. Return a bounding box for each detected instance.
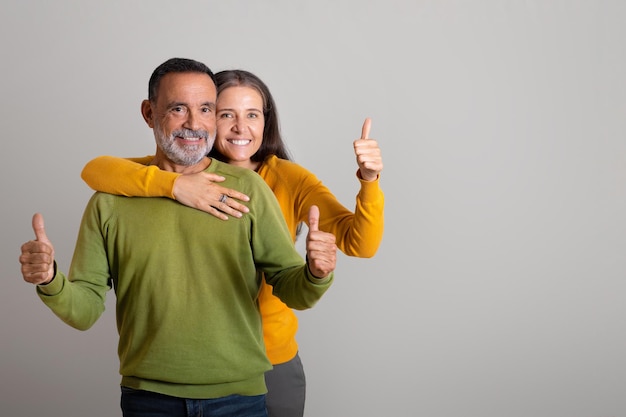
[173,172,250,220]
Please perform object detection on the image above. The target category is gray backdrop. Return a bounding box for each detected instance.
[2,1,625,416]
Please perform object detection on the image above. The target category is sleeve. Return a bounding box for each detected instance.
[81,155,179,199]
[291,164,385,258]
[36,193,113,331]
[243,172,333,310]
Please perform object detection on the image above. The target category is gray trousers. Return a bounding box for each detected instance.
[264,352,306,417]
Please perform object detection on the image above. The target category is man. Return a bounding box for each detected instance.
[19,57,337,417]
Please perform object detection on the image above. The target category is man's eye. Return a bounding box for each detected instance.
[201,107,212,113]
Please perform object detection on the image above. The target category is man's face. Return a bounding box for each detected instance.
[145,72,217,166]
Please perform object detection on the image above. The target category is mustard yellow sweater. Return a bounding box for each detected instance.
[81,154,384,364]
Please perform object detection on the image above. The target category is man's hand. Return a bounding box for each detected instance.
[19,213,55,285]
[353,117,383,182]
[173,171,250,220]
[305,205,337,278]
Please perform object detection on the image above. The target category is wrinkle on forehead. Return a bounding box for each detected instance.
[156,72,217,108]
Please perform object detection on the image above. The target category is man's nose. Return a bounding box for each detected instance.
[184,110,203,131]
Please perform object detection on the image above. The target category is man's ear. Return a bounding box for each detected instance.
[140,99,154,128]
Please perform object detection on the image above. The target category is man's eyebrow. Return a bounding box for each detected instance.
[166,101,187,109]
[166,101,216,109]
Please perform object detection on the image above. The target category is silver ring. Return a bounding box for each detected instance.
[219,194,228,203]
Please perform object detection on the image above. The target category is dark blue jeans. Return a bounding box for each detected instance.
[120,387,267,417]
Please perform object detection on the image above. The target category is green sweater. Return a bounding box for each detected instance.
[37,159,333,399]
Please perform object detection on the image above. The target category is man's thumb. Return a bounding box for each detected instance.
[32,213,49,242]
[308,205,320,232]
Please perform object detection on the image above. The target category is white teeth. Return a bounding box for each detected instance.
[230,140,250,145]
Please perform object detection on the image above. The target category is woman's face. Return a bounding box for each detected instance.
[215,86,265,170]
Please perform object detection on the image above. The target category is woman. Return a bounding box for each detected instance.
[81,69,384,417]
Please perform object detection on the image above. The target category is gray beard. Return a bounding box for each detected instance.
[154,125,216,166]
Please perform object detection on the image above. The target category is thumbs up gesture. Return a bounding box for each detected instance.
[305,205,337,279]
[353,117,383,182]
[19,213,56,285]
